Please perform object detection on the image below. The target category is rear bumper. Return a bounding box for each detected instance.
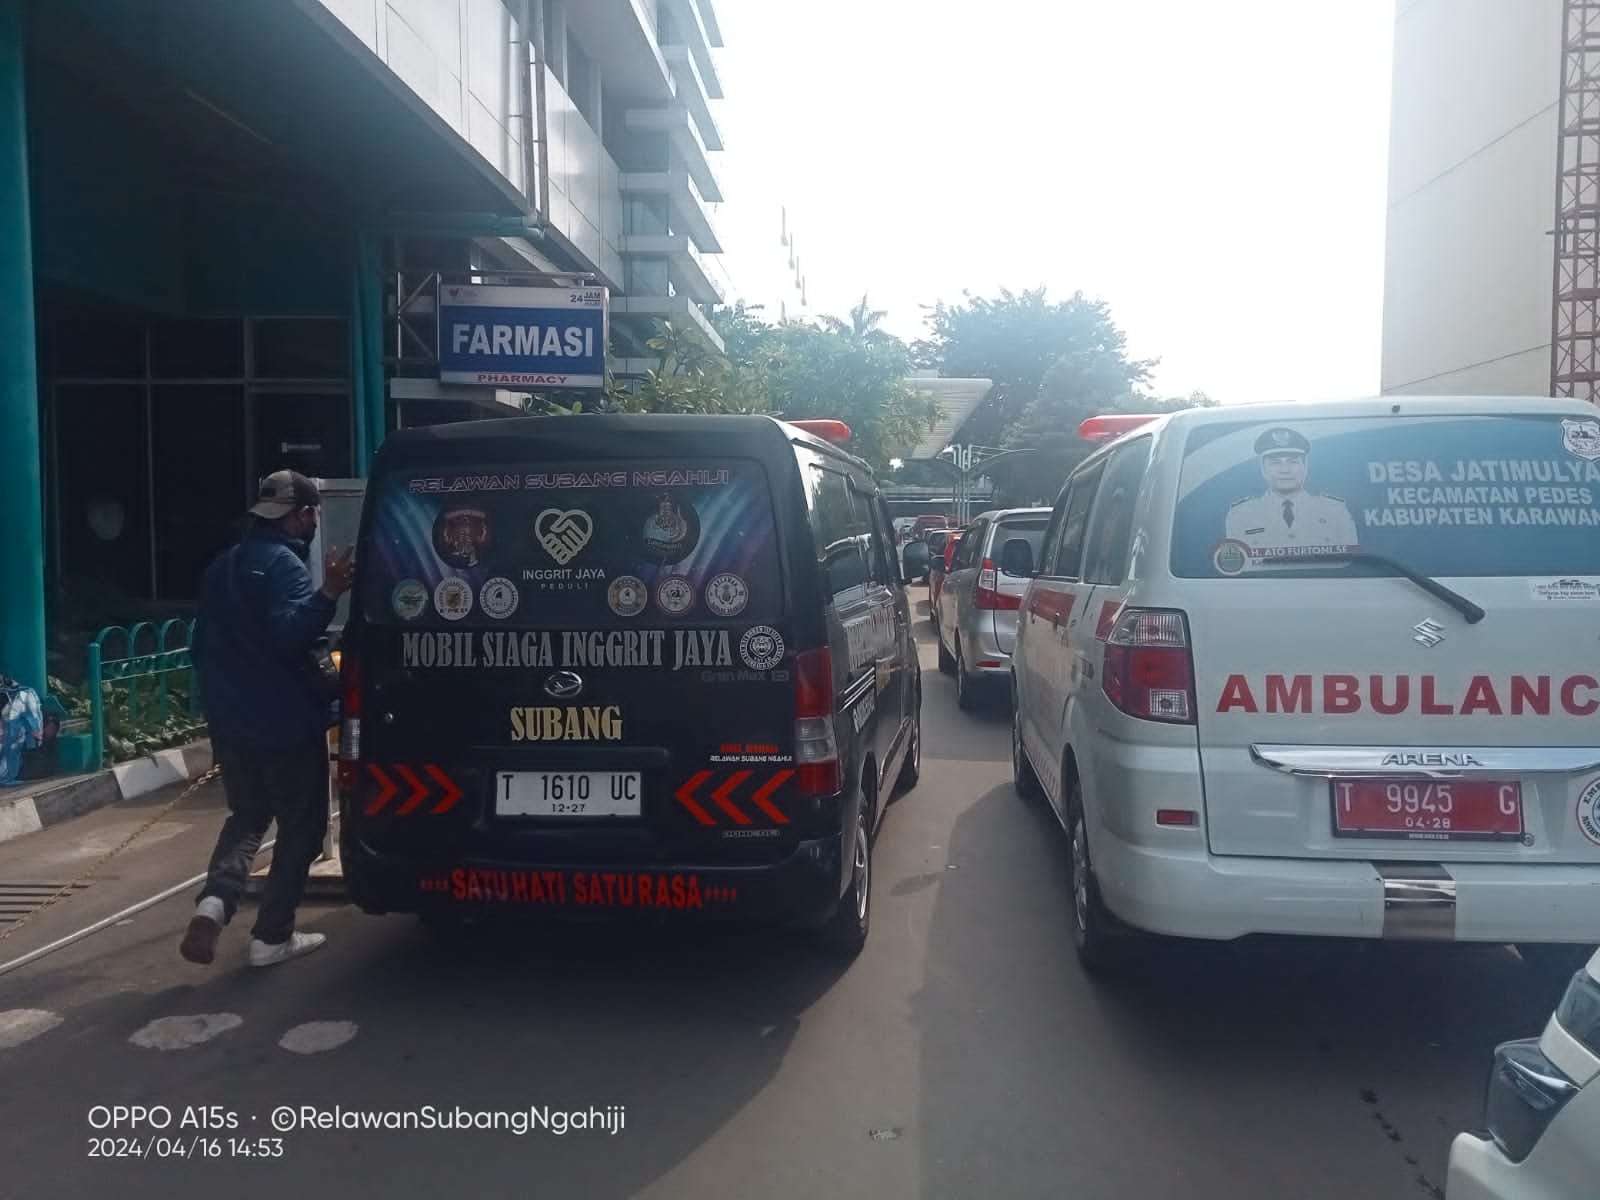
[960,617,1014,677]
[1446,1134,1520,1200]
[1092,833,1600,944]
[341,831,848,926]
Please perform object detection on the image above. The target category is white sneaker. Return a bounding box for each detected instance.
[248,931,326,968]
[179,897,227,965]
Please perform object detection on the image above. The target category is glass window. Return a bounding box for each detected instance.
[1083,438,1152,585]
[361,458,784,626]
[1170,413,1600,578]
[150,318,243,378]
[1053,462,1105,580]
[862,490,899,586]
[252,319,349,380]
[992,517,1050,578]
[809,467,870,600]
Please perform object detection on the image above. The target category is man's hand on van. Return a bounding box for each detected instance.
[321,545,356,600]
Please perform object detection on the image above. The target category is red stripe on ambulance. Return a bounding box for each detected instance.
[1215,673,1600,716]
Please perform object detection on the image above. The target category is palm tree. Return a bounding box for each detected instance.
[823,293,889,341]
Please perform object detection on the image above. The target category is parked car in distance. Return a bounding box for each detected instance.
[912,514,951,541]
[902,538,931,583]
[926,529,961,628]
[1446,948,1600,1199]
[936,508,1051,710]
[1009,395,1600,976]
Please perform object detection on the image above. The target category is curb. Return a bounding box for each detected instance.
[0,741,213,847]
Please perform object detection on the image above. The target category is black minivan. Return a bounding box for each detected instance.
[337,413,922,955]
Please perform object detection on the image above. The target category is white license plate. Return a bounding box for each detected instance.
[495,771,643,818]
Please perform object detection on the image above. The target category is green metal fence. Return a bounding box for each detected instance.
[86,619,206,767]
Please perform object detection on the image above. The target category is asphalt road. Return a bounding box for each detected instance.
[0,589,1572,1200]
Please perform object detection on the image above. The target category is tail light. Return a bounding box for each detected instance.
[794,648,841,796]
[337,646,362,791]
[974,559,1021,611]
[1101,609,1196,724]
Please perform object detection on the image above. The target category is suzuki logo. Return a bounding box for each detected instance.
[543,671,584,700]
[1412,619,1446,648]
[1380,752,1484,768]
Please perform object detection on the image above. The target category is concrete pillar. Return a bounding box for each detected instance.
[0,0,46,695]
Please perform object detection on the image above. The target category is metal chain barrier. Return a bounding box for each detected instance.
[0,764,221,945]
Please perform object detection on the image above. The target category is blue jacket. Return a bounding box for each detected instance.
[192,528,336,749]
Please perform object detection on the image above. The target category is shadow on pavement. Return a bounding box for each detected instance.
[0,911,851,1200]
[908,782,1562,1200]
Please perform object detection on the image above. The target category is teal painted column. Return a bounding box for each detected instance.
[348,235,370,473]
[355,229,385,473]
[0,0,46,695]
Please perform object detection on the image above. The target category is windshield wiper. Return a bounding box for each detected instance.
[1270,550,1486,625]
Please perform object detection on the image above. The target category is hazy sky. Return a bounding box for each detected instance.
[712,0,1396,406]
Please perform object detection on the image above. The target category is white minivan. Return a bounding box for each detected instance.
[1009,397,1600,972]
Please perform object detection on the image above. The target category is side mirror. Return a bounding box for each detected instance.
[999,538,1035,578]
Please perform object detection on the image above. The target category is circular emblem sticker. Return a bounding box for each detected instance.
[1577,778,1600,847]
[433,507,491,569]
[391,579,429,621]
[434,577,473,621]
[641,493,701,564]
[479,577,519,620]
[704,572,750,618]
[608,575,648,618]
[656,575,695,616]
[739,625,785,671]
[1212,539,1251,577]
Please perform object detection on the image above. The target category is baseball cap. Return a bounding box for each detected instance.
[249,469,322,519]
[1254,427,1310,456]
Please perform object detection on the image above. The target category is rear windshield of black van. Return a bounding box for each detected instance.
[360,458,784,626]
[1170,412,1600,578]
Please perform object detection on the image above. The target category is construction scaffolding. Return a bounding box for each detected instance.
[1552,0,1600,402]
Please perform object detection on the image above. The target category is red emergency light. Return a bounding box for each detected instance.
[1078,414,1157,443]
[790,419,853,444]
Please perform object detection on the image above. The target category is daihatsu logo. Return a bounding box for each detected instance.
[1380,752,1483,768]
[1412,619,1446,648]
[543,671,584,700]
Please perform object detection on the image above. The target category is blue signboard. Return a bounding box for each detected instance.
[437,284,608,388]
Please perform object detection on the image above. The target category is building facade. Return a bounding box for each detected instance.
[1380,0,1562,396]
[0,0,729,696]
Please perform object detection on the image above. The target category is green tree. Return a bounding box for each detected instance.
[749,319,937,469]
[538,306,939,471]
[914,287,1154,448]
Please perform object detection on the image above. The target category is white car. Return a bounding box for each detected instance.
[1446,949,1600,1198]
[1009,396,1600,972]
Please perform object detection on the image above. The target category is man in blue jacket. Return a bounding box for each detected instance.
[180,470,355,969]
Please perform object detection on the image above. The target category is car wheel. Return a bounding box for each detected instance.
[817,787,873,959]
[937,631,955,674]
[955,640,978,712]
[896,693,922,794]
[1012,694,1044,801]
[1066,778,1126,975]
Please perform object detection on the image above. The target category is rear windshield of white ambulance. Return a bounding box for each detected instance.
[1169,413,1600,578]
[360,458,784,626]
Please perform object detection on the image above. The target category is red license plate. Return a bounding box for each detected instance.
[1330,779,1524,841]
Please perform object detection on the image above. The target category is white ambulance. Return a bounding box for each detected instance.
[1007,396,1600,973]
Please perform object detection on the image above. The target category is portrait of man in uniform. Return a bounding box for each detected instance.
[1224,427,1358,552]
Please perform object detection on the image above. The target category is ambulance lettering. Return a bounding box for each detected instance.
[1216,674,1600,716]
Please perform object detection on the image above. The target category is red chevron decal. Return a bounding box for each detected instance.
[749,771,794,824]
[365,764,399,815]
[675,771,716,825]
[711,771,753,825]
[426,765,463,814]
[394,765,429,814]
